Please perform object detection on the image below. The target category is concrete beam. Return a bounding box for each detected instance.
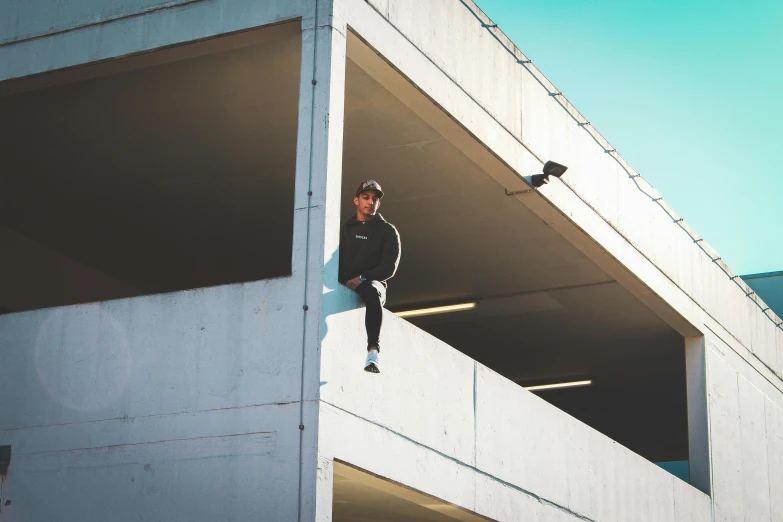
[0,19,302,96]
[0,0,312,82]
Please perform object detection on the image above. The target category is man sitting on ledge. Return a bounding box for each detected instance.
[339,180,402,373]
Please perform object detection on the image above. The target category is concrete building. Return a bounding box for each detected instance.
[0,0,781,520]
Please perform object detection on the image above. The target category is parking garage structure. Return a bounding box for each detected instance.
[1,1,782,521]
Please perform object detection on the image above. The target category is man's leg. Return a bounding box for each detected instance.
[354,280,386,373]
[354,280,386,351]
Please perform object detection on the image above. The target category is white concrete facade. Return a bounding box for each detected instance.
[1,1,781,522]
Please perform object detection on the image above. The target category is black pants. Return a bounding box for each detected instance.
[354,280,387,351]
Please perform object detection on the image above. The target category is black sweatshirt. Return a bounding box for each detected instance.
[338,213,401,285]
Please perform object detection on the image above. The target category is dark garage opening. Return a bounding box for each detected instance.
[1,22,302,315]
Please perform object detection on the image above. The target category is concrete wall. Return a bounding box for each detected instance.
[318,295,712,521]
[705,329,783,522]
[0,279,310,520]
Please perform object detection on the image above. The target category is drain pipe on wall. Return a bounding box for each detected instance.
[297,0,321,521]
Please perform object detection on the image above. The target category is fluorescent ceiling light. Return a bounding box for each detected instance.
[395,302,477,318]
[524,380,592,392]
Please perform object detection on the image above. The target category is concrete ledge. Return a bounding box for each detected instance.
[0,278,305,430]
[319,299,711,521]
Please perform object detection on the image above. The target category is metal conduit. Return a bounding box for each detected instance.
[297,0,322,520]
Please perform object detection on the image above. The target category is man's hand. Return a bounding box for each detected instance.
[346,276,363,290]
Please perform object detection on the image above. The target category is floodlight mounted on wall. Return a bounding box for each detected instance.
[531,161,568,188]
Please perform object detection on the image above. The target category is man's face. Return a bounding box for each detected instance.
[354,191,381,220]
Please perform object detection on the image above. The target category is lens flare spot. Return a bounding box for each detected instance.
[35,304,131,412]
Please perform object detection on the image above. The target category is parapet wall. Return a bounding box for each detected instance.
[319,293,712,521]
[0,279,310,520]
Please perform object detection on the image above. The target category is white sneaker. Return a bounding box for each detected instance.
[364,349,380,373]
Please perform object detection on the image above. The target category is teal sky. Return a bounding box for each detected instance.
[475,0,782,275]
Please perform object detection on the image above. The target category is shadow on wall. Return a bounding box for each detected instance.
[320,243,365,354]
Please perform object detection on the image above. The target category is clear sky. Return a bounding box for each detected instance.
[474,0,782,275]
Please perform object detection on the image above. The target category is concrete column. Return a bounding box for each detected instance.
[314,456,336,522]
[685,335,711,495]
[291,1,346,520]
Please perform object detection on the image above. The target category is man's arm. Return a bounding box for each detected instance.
[338,224,347,284]
[361,224,401,282]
